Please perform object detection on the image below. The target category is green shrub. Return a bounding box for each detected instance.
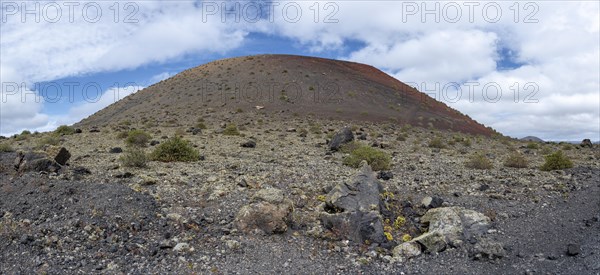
[526,142,539,149]
[20,130,31,135]
[540,150,573,171]
[54,125,75,136]
[37,135,61,147]
[340,141,363,153]
[222,124,240,136]
[428,137,446,149]
[503,152,528,168]
[462,138,472,147]
[120,147,148,168]
[150,137,200,162]
[125,129,151,147]
[561,144,574,151]
[343,143,391,171]
[0,143,14,152]
[465,152,493,169]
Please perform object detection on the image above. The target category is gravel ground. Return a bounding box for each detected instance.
[1,118,599,274]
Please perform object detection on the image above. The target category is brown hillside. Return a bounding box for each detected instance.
[77,54,495,136]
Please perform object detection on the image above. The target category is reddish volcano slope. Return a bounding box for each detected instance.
[77,54,495,136]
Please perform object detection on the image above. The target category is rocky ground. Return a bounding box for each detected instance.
[1,114,599,274]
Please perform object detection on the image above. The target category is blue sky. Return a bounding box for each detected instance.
[1,1,599,141]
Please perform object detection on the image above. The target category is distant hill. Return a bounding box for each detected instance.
[76,54,496,136]
[521,136,544,142]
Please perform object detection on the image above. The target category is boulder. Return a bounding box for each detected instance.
[15,152,61,173]
[45,146,71,165]
[328,127,354,151]
[581,139,593,148]
[413,207,491,253]
[320,161,385,244]
[235,188,292,235]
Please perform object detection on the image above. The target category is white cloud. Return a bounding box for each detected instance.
[1,1,598,140]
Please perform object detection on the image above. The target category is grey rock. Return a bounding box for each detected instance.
[325,162,382,213]
[414,207,492,253]
[392,241,422,260]
[329,127,354,151]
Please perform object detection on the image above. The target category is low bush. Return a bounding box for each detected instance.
[0,143,14,152]
[526,142,539,149]
[222,124,240,136]
[125,129,151,147]
[342,142,391,171]
[54,125,75,136]
[465,152,493,169]
[540,150,573,171]
[503,152,528,168]
[150,137,200,162]
[120,147,148,168]
[428,137,446,149]
[37,135,61,147]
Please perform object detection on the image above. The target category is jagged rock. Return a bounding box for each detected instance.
[150,140,160,146]
[413,207,491,253]
[235,188,292,235]
[321,161,385,244]
[581,139,593,148]
[46,146,71,165]
[329,127,354,151]
[74,128,82,133]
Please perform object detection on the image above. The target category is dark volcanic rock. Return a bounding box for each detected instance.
[328,128,354,151]
[321,161,385,244]
[241,140,256,148]
[48,147,71,165]
[581,139,593,148]
[109,147,123,153]
[377,171,393,181]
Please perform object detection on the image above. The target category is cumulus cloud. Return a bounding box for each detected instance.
[1,1,598,140]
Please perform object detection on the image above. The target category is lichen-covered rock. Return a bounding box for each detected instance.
[471,238,505,260]
[393,242,422,260]
[235,188,292,235]
[235,201,292,234]
[414,207,491,253]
